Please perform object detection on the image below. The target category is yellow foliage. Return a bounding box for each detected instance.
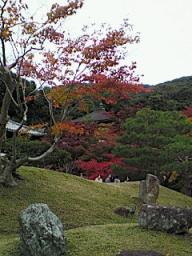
[168,171,178,183]
[51,122,84,136]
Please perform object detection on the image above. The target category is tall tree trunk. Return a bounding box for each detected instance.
[0,68,19,186]
[0,136,60,187]
[0,68,16,141]
[0,155,28,186]
[0,164,17,187]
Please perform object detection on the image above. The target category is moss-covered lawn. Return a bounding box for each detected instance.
[2,224,192,256]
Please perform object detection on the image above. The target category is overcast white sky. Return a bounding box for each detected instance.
[28,0,192,85]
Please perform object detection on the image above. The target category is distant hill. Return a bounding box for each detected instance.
[143,83,152,88]
[132,76,192,111]
[154,76,192,109]
[155,76,192,88]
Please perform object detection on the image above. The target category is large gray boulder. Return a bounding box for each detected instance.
[138,204,192,234]
[19,203,66,256]
[139,174,159,204]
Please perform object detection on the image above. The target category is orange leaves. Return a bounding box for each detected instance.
[22,22,37,35]
[47,1,83,23]
[0,27,11,41]
[47,87,68,108]
[82,77,147,105]
[47,85,79,108]
[78,100,90,113]
[47,77,148,115]
[20,59,37,77]
[47,84,93,113]
[43,52,58,67]
[20,60,36,77]
[39,27,64,44]
[29,123,46,130]
[94,124,112,139]
[0,0,28,37]
[51,122,84,136]
[1,0,141,91]
[187,117,192,123]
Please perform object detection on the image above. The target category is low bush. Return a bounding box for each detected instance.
[2,137,72,170]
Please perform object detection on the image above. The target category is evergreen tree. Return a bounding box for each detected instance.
[113,108,192,192]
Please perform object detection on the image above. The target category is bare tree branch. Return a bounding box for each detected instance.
[8,46,43,70]
[0,77,19,107]
[28,136,60,162]
[42,87,57,125]
[0,0,8,66]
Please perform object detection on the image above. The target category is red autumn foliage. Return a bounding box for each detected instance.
[75,154,124,180]
[182,106,192,118]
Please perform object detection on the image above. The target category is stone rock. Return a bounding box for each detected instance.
[139,174,159,204]
[19,203,66,256]
[138,204,192,234]
[114,206,136,218]
[117,250,163,256]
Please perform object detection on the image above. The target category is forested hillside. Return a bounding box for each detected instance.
[133,76,192,111]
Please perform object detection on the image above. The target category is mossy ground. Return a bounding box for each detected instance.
[0,166,192,255]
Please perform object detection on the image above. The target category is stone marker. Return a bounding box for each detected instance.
[138,204,192,234]
[19,203,66,256]
[139,174,159,204]
[114,206,136,218]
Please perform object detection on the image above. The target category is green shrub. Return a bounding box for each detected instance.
[2,137,71,170]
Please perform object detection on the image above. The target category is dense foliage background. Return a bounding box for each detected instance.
[3,70,192,195]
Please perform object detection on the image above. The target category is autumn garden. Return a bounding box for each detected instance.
[0,0,192,255]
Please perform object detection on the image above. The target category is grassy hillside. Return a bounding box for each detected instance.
[0,166,192,255]
[0,167,138,234]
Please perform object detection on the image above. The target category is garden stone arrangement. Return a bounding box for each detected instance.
[138,204,192,234]
[19,203,66,256]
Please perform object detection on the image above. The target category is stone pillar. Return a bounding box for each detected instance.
[139,174,160,204]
